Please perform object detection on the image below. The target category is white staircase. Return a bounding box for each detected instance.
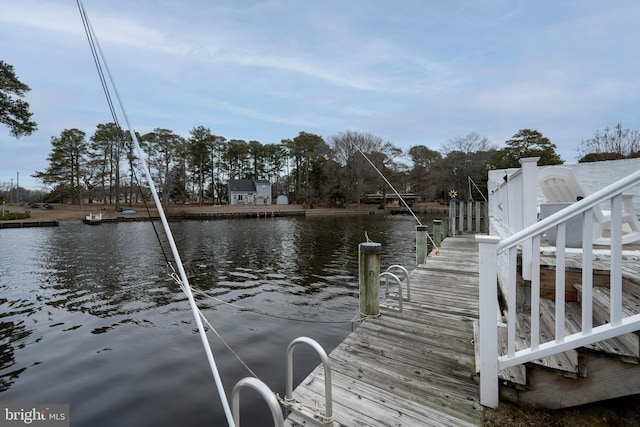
[477,158,640,408]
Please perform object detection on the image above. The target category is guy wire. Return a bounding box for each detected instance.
[77,0,172,266]
[76,2,235,424]
[348,141,438,249]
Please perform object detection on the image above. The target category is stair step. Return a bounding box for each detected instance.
[519,309,579,376]
[493,311,578,389]
[575,283,640,320]
[573,284,640,360]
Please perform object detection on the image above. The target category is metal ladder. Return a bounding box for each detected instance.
[232,336,333,426]
[380,264,410,312]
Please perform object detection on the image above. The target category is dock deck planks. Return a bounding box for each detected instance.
[285,235,484,426]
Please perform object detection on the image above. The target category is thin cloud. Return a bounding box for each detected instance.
[2,0,640,189]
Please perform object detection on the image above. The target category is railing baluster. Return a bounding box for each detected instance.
[582,209,593,334]
[555,224,566,343]
[507,246,517,357]
[530,235,541,351]
[610,195,623,326]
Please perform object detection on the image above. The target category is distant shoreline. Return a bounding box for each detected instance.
[1,202,448,226]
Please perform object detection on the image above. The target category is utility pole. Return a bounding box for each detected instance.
[10,178,13,203]
[16,172,19,204]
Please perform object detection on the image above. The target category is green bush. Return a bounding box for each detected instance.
[0,211,31,220]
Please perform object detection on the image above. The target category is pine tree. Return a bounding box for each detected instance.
[491,129,563,169]
[0,60,37,138]
[33,129,88,203]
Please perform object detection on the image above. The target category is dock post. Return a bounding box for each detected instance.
[432,220,442,246]
[359,242,381,318]
[449,200,456,236]
[416,225,429,265]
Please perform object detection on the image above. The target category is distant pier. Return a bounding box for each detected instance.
[0,220,59,229]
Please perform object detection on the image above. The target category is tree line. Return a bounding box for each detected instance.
[30,125,568,208]
[4,59,640,208]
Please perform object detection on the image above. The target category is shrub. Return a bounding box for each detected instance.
[0,211,31,220]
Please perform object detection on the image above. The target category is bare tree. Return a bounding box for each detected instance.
[443,131,494,155]
[578,123,640,162]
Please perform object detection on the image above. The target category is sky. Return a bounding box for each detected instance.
[1,0,640,190]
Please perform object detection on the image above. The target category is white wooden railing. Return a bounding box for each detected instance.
[477,160,640,408]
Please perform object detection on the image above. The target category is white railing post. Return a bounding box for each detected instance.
[519,157,540,280]
[496,178,508,225]
[476,235,501,408]
[507,173,520,232]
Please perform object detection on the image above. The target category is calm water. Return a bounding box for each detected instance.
[0,214,438,426]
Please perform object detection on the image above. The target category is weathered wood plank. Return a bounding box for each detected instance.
[353,323,473,357]
[510,310,579,375]
[285,235,484,426]
[518,352,640,409]
[370,309,477,342]
[288,369,477,427]
[336,330,477,383]
[572,284,640,360]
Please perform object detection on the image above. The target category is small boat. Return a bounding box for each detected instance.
[120,209,136,215]
[84,212,103,225]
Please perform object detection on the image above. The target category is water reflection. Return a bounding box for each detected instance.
[0,320,30,392]
[40,222,178,317]
[0,213,439,426]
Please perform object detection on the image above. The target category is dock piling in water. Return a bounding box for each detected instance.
[433,220,443,247]
[358,242,381,317]
[416,225,429,265]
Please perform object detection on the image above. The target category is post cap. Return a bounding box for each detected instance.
[359,242,381,254]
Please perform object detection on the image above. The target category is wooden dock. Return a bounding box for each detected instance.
[285,235,484,426]
[0,220,59,228]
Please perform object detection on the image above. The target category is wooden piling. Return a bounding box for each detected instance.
[449,200,457,236]
[416,225,429,265]
[433,220,442,246]
[359,242,381,317]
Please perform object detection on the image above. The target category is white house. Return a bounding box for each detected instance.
[228,179,272,205]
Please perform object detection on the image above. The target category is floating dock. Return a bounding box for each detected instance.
[285,235,483,426]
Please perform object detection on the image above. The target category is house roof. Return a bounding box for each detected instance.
[228,179,270,192]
